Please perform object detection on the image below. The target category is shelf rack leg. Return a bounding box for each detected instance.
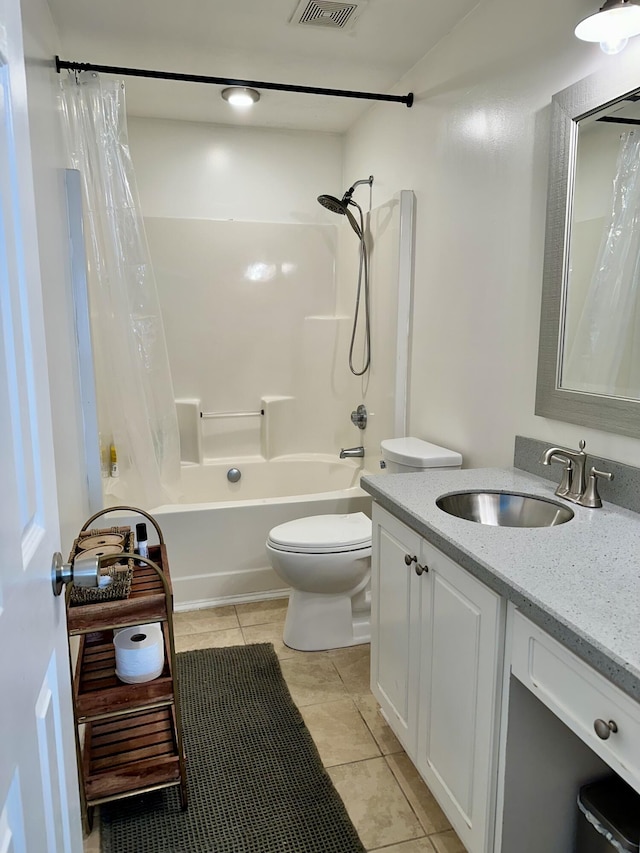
[118,553,189,810]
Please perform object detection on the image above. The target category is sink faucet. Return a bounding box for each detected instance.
[540,439,613,507]
[340,446,364,459]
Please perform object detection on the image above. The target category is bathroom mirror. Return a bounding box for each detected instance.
[535,49,640,438]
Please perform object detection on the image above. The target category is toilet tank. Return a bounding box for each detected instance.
[381,437,462,473]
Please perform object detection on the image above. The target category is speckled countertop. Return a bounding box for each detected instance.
[361,467,640,702]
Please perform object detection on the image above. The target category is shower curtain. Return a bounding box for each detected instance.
[564,130,640,398]
[61,72,181,507]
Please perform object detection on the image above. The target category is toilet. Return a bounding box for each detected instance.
[265,437,462,651]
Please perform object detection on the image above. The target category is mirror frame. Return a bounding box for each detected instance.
[535,49,640,439]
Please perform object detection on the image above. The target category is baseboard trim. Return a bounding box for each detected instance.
[174,588,291,612]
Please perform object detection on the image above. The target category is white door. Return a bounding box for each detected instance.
[0,0,83,849]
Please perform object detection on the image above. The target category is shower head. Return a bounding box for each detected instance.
[317,185,368,238]
[317,194,349,215]
[317,176,373,227]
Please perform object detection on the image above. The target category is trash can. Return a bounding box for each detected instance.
[577,775,640,852]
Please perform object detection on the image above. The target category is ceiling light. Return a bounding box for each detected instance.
[221,87,260,107]
[575,0,640,54]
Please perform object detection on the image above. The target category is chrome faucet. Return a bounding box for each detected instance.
[340,446,365,459]
[540,439,613,507]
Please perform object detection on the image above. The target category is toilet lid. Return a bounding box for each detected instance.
[268,512,372,554]
[381,437,462,468]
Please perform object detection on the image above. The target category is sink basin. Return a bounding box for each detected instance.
[436,490,574,528]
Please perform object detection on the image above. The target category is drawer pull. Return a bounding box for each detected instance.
[415,563,429,576]
[404,554,417,566]
[594,719,618,740]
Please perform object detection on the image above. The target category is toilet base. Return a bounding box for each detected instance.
[283,588,371,651]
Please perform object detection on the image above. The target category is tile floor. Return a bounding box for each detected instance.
[83,598,466,853]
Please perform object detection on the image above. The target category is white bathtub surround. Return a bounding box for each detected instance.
[129,116,415,466]
[156,195,417,468]
[334,192,416,462]
[145,216,347,459]
[175,399,202,464]
[108,455,371,607]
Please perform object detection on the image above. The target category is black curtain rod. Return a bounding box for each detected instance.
[597,116,640,126]
[55,57,413,108]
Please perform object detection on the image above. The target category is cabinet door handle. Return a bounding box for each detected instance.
[404,554,417,566]
[415,563,429,576]
[594,719,618,740]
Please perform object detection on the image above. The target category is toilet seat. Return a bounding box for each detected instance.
[267,512,372,555]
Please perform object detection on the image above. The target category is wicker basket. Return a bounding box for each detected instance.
[68,526,135,606]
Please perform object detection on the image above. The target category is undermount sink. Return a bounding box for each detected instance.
[436,490,574,528]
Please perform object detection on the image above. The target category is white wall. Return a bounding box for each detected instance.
[22,0,90,550]
[343,0,640,469]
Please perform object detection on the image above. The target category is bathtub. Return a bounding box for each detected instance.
[108,455,372,608]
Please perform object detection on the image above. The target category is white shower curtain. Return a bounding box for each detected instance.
[61,72,181,507]
[564,130,640,398]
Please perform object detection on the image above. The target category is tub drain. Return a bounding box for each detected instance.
[227,468,241,483]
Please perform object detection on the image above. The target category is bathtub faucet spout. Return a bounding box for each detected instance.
[340,446,365,459]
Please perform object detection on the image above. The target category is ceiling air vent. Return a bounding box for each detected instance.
[290,0,367,31]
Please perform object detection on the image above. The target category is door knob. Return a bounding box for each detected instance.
[51,552,100,597]
[404,554,417,566]
[415,563,429,576]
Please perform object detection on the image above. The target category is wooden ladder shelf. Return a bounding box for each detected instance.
[65,508,188,834]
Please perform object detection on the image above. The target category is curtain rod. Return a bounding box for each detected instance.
[597,116,640,126]
[55,57,414,108]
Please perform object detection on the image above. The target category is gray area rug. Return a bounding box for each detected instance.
[101,643,366,853]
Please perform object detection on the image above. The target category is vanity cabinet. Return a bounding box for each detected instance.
[416,538,504,853]
[370,504,422,755]
[371,504,505,853]
[510,609,640,794]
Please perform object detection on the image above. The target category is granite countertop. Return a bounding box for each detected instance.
[361,467,640,702]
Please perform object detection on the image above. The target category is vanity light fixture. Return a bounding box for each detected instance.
[221,86,261,107]
[575,0,640,54]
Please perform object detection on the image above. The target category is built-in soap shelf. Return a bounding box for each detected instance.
[175,395,295,464]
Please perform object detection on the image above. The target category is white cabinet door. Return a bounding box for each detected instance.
[370,505,422,755]
[416,540,504,853]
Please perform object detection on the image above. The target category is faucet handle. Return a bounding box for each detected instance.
[578,439,586,453]
[577,467,614,508]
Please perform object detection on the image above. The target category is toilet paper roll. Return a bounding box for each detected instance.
[114,623,164,684]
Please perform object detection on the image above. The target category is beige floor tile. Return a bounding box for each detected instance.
[279,655,348,707]
[240,621,322,661]
[328,644,372,694]
[368,839,436,852]
[386,753,451,835]
[174,628,245,652]
[327,757,425,850]
[354,693,403,755]
[430,830,467,853]
[236,598,289,627]
[300,698,380,767]
[173,605,238,636]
